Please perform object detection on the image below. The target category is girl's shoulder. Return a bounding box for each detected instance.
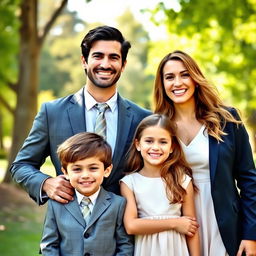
[182,174,192,189]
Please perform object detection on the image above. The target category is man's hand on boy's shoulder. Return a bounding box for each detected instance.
[43,175,74,204]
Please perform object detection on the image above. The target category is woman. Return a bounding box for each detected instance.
[153,50,256,256]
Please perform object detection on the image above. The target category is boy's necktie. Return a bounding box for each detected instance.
[80,197,91,223]
[94,103,109,139]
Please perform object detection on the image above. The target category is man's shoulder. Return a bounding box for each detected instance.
[119,96,151,114]
[42,88,83,109]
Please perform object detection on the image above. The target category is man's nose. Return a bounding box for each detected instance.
[100,57,111,69]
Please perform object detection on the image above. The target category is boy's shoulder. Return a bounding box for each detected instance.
[99,188,126,204]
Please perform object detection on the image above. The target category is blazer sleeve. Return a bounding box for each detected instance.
[40,200,60,256]
[232,109,256,239]
[115,197,134,255]
[9,103,52,205]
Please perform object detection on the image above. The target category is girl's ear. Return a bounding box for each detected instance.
[104,164,113,178]
[135,139,141,151]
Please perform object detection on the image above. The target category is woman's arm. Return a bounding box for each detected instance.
[182,181,200,256]
[120,181,199,236]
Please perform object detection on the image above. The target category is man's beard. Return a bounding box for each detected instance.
[86,68,121,89]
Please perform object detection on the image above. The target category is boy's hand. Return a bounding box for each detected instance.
[43,175,74,204]
[174,216,199,237]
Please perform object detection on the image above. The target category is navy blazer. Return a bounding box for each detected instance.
[209,108,256,256]
[40,187,134,256]
[10,87,151,204]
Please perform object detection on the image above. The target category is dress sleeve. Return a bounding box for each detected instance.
[120,174,134,191]
[181,174,191,189]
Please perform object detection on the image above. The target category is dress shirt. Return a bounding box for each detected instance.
[84,87,118,154]
[76,187,101,214]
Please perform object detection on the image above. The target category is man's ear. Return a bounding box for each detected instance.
[81,55,87,69]
[121,60,127,72]
[104,164,113,178]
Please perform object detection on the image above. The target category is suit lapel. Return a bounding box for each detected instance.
[209,135,219,182]
[67,87,86,134]
[112,95,132,169]
[86,188,111,230]
[64,196,86,227]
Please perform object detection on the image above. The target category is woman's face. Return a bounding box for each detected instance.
[162,60,196,106]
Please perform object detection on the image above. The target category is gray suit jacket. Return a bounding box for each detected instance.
[10,87,151,204]
[40,187,134,256]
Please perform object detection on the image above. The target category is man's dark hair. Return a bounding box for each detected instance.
[80,25,131,65]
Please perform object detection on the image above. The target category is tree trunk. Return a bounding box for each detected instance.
[4,0,68,183]
[5,0,41,182]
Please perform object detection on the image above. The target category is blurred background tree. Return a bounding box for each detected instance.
[2,0,69,182]
[146,0,256,149]
[1,0,256,183]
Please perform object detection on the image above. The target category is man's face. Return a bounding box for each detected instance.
[83,40,126,89]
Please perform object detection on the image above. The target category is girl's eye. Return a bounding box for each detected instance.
[145,140,153,143]
[181,73,190,78]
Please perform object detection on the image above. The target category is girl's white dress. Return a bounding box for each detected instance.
[121,172,191,256]
[179,125,228,256]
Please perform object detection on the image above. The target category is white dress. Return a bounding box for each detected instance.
[121,172,191,256]
[179,125,228,256]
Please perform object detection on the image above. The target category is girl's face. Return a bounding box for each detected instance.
[135,125,173,168]
[162,60,196,106]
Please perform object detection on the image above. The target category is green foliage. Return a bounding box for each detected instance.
[117,9,153,109]
[148,0,256,121]
[0,0,20,86]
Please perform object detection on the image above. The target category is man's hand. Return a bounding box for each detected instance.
[237,240,256,256]
[43,175,74,204]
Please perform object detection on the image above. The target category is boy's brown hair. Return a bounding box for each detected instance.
[57,132,112,170]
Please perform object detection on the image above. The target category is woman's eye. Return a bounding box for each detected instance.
[165,75,174,80]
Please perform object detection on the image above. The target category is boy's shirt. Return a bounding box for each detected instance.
[75,187,100,214]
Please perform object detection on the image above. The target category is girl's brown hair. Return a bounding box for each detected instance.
[125,114,195,204]
[154,50,241,142]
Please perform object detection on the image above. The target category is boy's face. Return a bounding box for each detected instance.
[63,157,112,197]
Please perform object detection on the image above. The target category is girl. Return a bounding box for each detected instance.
[153,50,256,256]
[120,114,200,256]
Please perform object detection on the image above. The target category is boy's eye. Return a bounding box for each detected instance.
[89,167,99,171]
[72,168,81,172]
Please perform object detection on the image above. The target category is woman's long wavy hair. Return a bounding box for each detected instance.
[125,114,195,204]
[154,50,241,142]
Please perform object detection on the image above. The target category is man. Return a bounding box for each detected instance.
[10,26,151,205]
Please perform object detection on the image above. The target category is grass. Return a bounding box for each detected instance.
[0,183,47,256]
[0,158,54,256]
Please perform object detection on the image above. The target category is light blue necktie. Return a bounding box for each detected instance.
[80,197,91,223]
[94,103,109,139]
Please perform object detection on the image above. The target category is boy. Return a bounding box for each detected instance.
[40,132,134,256]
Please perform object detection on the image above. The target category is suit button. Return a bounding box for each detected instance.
[84,253,90,256]
[84,233,90,238]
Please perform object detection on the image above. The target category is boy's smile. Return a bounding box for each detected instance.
[64,157,112,197]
